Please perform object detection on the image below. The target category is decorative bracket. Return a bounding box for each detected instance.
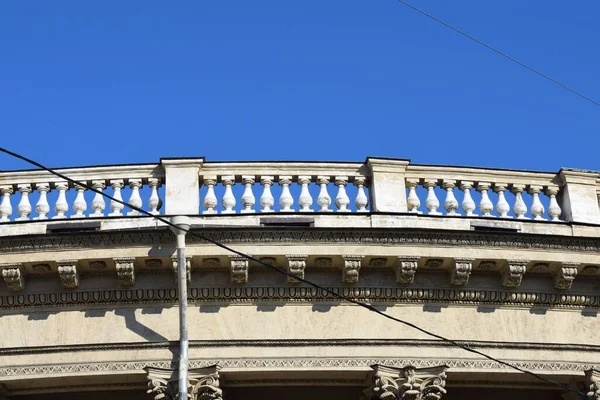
[502,260,527,288]
[145,365,222,400]
[554,263,579,290]
[1,264,24,291]
[229,255,249,284]
[57,260,79,289]
[586,368,600,399]
[171,255,192,283]
[362,364,448,400]
[115,257,136,286]
[285,255,307,283]
[450,258,473,286]
[342,255,364,284]
[395,257,419,285]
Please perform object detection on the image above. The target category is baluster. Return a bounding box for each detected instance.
[546,186,562,222]
[406,179,421,213]
[72,184,87,218]
[316,176,332,212]
[493,183,510,218]
[203,177,217,214]
[528,185,545,220]
[335,176,350,212]
[53,181,69,219]
[241,176,256,213]
[477,182,493,217]
[279,176,294,212]
[34,183,50,220]
[424,179,440,215]
[126,179,143,216]
[148,178,162,215]
[16,184,32,221]
[0,186,13,222]
[354,176,368,212]
[260,176,275,212]
[298,176,313,212]
[91,181,106,217]
[108,180,124,217]
[221,176,236,214]
[460,181,476,216]
[442,179,459,215]
[511,184,528,219]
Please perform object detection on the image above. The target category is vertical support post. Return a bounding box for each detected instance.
[169,215,192,400]
[557,168,600,224]
[161,158,204,215]
[366,157,410,213]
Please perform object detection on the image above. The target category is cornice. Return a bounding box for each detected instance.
[2,228,600,253]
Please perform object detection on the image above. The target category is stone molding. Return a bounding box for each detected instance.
[2,286,600,311]
[362,364,448,400]
[1,357,597,378]
[145,365,221,400]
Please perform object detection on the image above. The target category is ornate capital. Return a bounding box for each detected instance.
[115,257,135,286]
[57,260,79,289]
[586,369,600,399]
[229,256,249,284]
[342,255,364,284]
[395,257,419,285]
[286,255,307,283]
[554,263,578,290]
[450,258,473,286]
[1,264,24,291]
[363,364,448,400]
[145,365,222,400]
[171,255,192,283]
[502,260,527,288]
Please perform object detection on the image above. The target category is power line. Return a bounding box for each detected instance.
[395,0,600,108]
[0,146,590,398]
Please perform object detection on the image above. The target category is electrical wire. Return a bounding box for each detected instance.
[395,0,600,108]
[0,146,590,398]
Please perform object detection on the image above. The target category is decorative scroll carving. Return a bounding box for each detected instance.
[145,365,222,400]
[362,364,448,400]
[581,265,599,275]
[502,260,527,288]
[171,255,192,283]
[286,255,307,283]
[586,369,600,399]
[424,259,443,269]
[530,263,549,273]
[314,257,332,267]
[369,258,388,267]
[229,256,248,284]
[450,259,472,286]
[342,255,364,284]
[554,263,579,290]
[1,265,24,291]
[32,263,52,274]
[477,261,496,271]
[89,260,107,270]
[202,258,220,268]
[115,257,135,286]
[145,259,163,269]
[395,257,419,285]
[57,260,79,289]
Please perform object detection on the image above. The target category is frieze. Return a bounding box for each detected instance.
[2,229,600,254]
[1,286,599,311]
[0,357,598,377]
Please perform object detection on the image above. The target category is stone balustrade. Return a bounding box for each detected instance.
[0,157,599,224]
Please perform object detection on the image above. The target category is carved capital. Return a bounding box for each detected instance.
[145,365,222,400]
[57,260,79,289]
[502,260,527,288]
[451,258,473,286]
[1,264,24,291]
[585,369,600,399]
[229,256,249,284]
[342,255,364,284]
[554,263,578,290]
[395,257,419,285]
[171,255,192,283]
[286,255,307,284]
[364,364,448,400]
[114,257,135,286]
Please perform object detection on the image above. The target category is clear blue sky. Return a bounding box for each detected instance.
[1,1,598,172]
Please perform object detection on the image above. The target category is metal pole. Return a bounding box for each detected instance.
[170,216,191,400]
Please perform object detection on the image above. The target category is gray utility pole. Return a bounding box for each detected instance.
[169,216,192,400]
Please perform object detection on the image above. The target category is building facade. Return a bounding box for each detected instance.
[0,157,599,399]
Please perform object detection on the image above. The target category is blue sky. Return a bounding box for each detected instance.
[1,1,598,172]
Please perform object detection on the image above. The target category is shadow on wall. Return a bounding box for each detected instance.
[82,306,170,342]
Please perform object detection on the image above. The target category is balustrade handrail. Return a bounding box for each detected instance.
[0,157,599,224]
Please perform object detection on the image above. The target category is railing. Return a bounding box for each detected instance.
[0,157,599,224]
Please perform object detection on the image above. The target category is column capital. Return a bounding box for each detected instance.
[145,364,222,400]
[363,364,448,400]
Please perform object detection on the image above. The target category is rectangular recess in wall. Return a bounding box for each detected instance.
[470,220,521,233]
[46,221,102,234]
[260,217,314,227]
